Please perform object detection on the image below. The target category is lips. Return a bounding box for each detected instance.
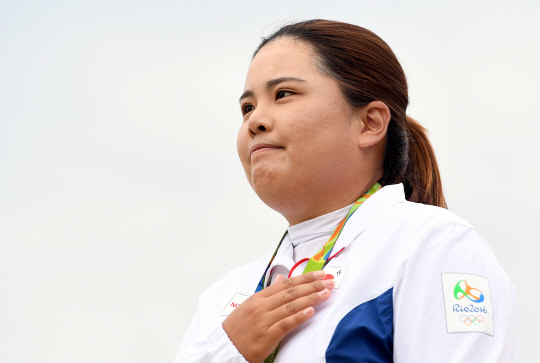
[250,143,282,155]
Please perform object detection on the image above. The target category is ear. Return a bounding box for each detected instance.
[356,101,391,148]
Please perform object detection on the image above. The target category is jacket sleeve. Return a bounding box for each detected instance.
[392,222,515,363]
[174,289,249,363]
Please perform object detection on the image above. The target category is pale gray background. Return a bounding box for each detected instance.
[1,1,538,362]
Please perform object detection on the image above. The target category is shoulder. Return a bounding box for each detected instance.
[368,194,512,286]
[393,198,473,236]
[369,184,475,247]
[388,201,503,270]
[374,193,493,255]
[388,200,514,320]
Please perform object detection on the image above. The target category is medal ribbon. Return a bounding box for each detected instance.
[302,182,381,273]
[254,182,381,363]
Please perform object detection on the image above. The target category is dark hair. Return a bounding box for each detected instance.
[254,19,447,208]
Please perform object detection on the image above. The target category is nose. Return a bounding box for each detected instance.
[247,106,274,137]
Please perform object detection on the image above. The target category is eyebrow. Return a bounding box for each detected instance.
[238,77,306,103]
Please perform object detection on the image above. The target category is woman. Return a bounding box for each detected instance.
[176,20,514,363]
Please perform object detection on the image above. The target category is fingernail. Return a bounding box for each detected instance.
[314,271,325,279]
[303,307,314,316]
[317,288,329,297]
[322,279,335,288]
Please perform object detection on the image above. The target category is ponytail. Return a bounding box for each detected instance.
[402,116,447,208]
[379,115,447,208]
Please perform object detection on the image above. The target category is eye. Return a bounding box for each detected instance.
[242,104,255,115]
[276,90,293,100]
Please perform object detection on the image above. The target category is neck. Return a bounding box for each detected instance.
[285,177,381,226]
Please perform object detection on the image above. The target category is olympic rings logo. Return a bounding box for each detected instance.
[460,315,484,325]
[454,280,484,303]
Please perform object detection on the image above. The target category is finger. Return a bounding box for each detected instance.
[265,278,335,310]
[267,305,316,339]
[270,284,333,321]
[260,270,326,297]
[271,274,285,285]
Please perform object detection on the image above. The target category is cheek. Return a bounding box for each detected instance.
[288,107,343,151]
[287,105,355,167]
[237,124,251,168]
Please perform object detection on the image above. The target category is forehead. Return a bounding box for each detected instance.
[244,38,320,88]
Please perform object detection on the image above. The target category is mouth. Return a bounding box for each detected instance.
[250,143,283,156]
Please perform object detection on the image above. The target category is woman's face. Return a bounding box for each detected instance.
[237,38,372,223]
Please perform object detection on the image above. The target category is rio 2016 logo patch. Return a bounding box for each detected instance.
[441,273,493,336]
[454,279,484,303]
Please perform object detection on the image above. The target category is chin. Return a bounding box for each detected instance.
[251,174,278,197]
[250,162,279,187]
[251,170,288,208]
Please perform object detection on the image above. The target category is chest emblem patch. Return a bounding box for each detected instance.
[221,293,250,316]
[441,273,494,336]
[323,264,349,289]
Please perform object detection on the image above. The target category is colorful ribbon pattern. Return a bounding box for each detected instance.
[302,182,381,274]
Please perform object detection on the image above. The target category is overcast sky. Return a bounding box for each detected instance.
[1,1,539,362]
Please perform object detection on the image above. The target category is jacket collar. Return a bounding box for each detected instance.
[265,183,406,281]
[333,183,405,251]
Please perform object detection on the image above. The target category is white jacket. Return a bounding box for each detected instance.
[176,183,514,362]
